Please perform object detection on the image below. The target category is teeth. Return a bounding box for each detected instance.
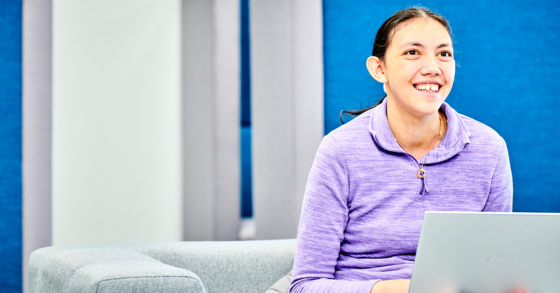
[415,84,440,92]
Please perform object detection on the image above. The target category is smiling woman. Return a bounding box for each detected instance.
[368,16,454,161]
[289,7,513,293]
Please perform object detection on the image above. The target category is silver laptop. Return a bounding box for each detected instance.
[409,212,560,293]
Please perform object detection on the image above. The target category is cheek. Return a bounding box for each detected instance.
[444,63,455,86]
[390,64,419,87]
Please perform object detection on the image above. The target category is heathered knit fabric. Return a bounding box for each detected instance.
[290,98,513,293]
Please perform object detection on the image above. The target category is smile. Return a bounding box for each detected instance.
[414,83,441,93]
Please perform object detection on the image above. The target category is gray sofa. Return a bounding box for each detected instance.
[28,239,296,293]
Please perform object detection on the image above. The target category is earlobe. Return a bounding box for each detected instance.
[366,56,388,84]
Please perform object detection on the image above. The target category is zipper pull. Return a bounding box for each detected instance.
[417,168,429,193]
[422,177,429,193]
[417,168,426,179]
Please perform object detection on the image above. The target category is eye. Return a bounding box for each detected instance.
[405,50,419,55]
[439,51,453,57]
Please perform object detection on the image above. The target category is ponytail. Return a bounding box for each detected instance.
[339,96,386,124]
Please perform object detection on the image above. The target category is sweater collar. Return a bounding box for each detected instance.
[368,98,471,164]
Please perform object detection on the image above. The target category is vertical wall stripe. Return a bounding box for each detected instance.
[213,0,241,240]
[182,0,240,240]
[251,0,296,239]
[292,0,324,223]
[251,0,323,239]
[53,1,182,245]
[182,0,215,241]
[240,0,252,219]
[22,1,52,292]
[0,0,22,291]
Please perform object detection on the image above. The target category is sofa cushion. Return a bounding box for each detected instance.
[29,240,296,293]
[132,239,296,293]
[265,270,292,293]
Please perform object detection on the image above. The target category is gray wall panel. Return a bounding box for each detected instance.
[292,0,324,224]
[252,1,296,240]
[182,0,240,240]
[182,0,216,241]
[213,0,241,240]
[251,0,324,239]
[22,0,52,292]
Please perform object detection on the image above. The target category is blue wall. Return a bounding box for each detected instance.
[323,0,560,212]
[0,0,23,291]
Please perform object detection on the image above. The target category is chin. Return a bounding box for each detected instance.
[409,99,445,117]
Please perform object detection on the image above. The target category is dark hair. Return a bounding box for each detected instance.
[340,7,453,124]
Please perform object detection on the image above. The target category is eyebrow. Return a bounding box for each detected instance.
[400,42,452,49]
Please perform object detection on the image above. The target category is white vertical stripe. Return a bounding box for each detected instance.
[182,0,240,240]
[251,0,324,239]
[23,1,52,292]
[52,0,182,245]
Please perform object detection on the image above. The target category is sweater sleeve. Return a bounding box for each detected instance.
[290,135,379,293]
[482,139,513,212]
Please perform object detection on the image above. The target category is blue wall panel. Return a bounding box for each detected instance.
[240,0,253,218]
[323,0,560,212]
[0,0,22,291]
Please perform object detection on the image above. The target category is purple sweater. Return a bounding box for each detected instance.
[290,99,513,293]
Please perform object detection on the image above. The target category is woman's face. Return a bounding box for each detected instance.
[380,17,455,118]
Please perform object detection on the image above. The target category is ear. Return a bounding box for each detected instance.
[366,56,387,84]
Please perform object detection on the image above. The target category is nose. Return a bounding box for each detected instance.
[420,56,442,76]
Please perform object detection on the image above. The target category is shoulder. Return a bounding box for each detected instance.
[458,113,507,154]
[314,110,376,166]
[325,110,373,147]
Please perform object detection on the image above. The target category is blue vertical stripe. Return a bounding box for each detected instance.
[240,0,253,218]
[323,0,560,212]
[240,126,253,218]
[0,0,23,291]
[240,0,251,127]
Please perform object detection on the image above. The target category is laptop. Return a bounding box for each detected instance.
[409,212,560,293]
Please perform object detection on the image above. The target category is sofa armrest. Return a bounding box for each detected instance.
[28,245,205,293]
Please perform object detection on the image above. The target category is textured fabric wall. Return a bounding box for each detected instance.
[323,0,560,212]
[0,0,22,291]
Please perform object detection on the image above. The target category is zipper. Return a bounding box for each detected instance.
[405,153,429,197]
[420,176,428,194]
[416,169,428,201]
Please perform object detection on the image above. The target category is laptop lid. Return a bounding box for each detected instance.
[409,212,560,293]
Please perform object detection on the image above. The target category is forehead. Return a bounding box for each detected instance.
[389,18,452,49]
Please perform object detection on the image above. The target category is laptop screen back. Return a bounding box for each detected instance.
[409,212,560,293]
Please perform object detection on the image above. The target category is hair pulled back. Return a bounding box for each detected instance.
[340,7,452,124]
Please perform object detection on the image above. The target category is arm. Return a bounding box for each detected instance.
[290,135,379,293]
[483,139,513,212]
[370,280,410,293]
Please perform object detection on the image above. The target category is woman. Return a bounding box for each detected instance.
[289,7,513,293]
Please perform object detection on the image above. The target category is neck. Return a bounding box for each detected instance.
[386,98,446,160]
